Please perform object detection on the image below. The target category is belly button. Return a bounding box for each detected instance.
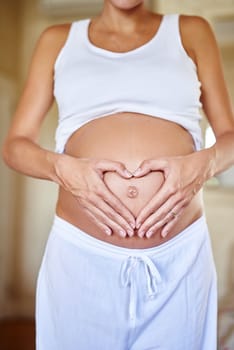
[127,186,138,198]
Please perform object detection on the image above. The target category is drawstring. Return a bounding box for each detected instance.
[120,255,162,320]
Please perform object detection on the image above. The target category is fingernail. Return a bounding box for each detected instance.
[161,229,168,238]
[138,230,145,238]
[124,170,132,178]
[105,228,112,236]
[127,229,134,237]
[133,168,141,176]
[119,230,126,237]
[130,222,136,229]
[146,230,153,238]
[136,222,141,229]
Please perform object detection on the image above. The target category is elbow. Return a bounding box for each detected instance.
[2,138,18,170]
[2,139,11,167]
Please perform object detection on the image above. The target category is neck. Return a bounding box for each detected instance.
[98,1,151,32]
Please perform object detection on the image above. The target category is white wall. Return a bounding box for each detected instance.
[0,76,18,315]
[204,188,234,299]
[0,0,23,316]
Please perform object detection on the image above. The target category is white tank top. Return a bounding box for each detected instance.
[53,13,203,153]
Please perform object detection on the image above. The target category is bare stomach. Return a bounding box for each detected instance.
[56,112,203,248]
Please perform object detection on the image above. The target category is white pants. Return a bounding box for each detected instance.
[36,214,217,350]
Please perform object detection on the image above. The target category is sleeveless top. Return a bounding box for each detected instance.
[53,14,203,153]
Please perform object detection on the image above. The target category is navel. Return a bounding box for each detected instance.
[127,185,138,198]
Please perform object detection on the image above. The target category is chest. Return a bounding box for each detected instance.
[54,50,199,111]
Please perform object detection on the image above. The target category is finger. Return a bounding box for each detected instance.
[147,192,182,224]
[144,202,186,239]
[136,179,180,228]
[83,202,129,238]
[83,209,112,236]
[133,158,168,177]
[77,188,134,235]
[160,207,184,238]
[91,193,134,237]
[144,212,180,239]
[137,194,185,238]
[135,196,159,231]
[94,159,133,178]
[137,210,172,238]
[99,184,136,230]
[136,183,174,229]
[152,187,192,230]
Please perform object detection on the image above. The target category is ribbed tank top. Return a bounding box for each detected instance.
[53,14,203,153]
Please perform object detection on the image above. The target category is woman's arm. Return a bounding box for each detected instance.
[194,15,234,174]
[2,26,62,182]
[2,25,135,237]
[133,14,234,238]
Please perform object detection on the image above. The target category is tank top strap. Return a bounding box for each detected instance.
[159,13,193,62]
[72,19,89,44]
[158,13,181,44]
[54,20,86,72]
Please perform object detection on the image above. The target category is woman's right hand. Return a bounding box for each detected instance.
[54,154,136,237]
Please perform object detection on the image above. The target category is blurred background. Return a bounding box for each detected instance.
[0,0,234,349]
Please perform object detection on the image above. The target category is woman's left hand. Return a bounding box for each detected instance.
[133,148,215,238]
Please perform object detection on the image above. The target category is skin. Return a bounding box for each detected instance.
[2,0,234,246]
[60,114,202,247]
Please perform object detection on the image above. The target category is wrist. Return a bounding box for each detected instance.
[202,146,217,180]
[45,151,67,185]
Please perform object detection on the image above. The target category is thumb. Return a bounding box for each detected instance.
[94,159,133,178]
[132,158,168,177]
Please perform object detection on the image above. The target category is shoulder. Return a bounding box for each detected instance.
[177,14,218,64]
[178,14,212,33]
[30,23,73,69]
[38,23,72,50]
[178,14,216,48]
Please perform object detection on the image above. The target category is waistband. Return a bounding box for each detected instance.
[51,214,208,259]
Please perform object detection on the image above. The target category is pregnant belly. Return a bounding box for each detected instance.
[102,171,164,217]
[56,112,202,248]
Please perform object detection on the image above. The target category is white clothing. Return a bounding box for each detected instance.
[36,215,217,349]
[53,14,203,153]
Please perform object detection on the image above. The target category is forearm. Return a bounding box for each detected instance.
[2,136,64,184]
[208,130,234,177]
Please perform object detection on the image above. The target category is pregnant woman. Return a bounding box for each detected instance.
[2,0,234,349]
